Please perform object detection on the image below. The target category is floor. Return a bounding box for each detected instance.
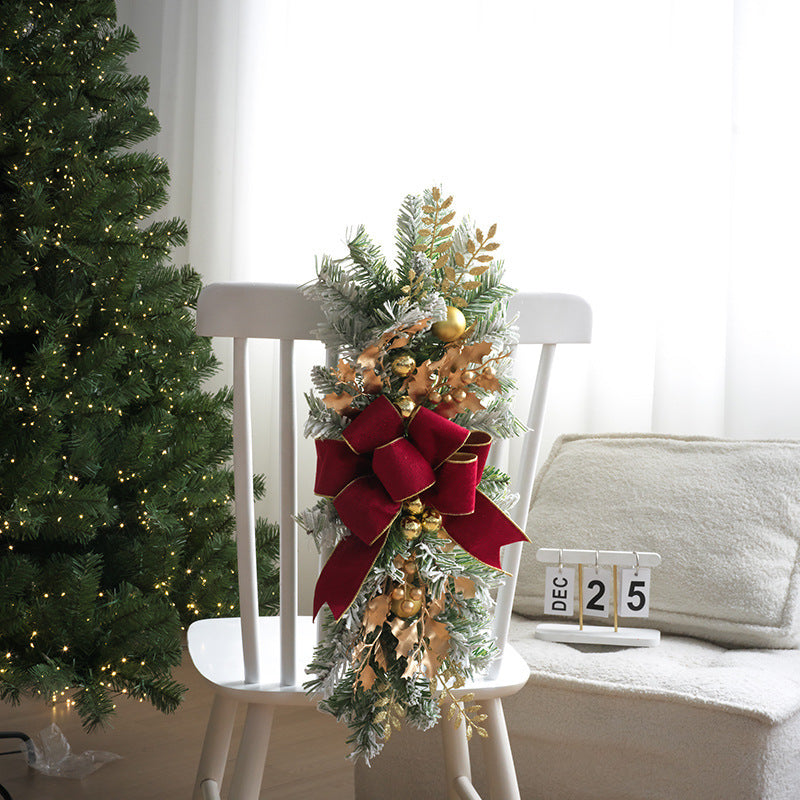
[0,649,354,800]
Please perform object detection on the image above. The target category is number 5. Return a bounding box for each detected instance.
[618,567,651,618]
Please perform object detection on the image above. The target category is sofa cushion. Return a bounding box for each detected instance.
[510,615,800,722]
[515,433,800,648]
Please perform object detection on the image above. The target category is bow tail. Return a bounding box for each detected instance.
[443,491,529,571]
[313,533,387,620]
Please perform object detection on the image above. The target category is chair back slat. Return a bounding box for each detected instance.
[279,339,298,686]
[490,344,555,677]
[232,337,261,685]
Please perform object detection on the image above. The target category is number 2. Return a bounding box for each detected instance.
[586,579,606,611]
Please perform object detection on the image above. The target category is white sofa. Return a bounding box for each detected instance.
[356,434,800,799]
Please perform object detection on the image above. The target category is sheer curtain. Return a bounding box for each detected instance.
[117,0,800,514]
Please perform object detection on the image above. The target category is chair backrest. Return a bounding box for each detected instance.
[196,283,591,687]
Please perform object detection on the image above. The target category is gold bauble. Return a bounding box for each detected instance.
[428,391,442,405]
[482,366,496,379]
[395,396,416,418]
[462,370,476,384]
[452,388,467,403]
[442,393,454,404]
[391,595,422,618]
[391,353,416,377]
[400,516,422,540]
[402,496,425,516]
[391,586,405,600]
[421,509,443,533]
[402,559,417,575]
[409,586,424,601]
[431,306,467,342]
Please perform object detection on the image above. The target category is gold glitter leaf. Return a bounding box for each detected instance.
[454,252,465,267]
[392,620,419,660]
[323,391,355,412]
[357,663,376,692]
[335,359,357,383]
[363,594,391,635]
[441,211,456,224]
[487,223,497,238]
[432,187,441,201]
[441,195,453,209]
[435,253,449,269]
[454,577,476,599]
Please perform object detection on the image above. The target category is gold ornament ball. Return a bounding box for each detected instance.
[395,396,416,418]
[391,586,405,600]
[421,509,443,533]
[391,596,422,618]
[482,366,496,379]
[462,370,476,384]
[402,496,425,516]
[402,559,417,575]
[428,391,442,405]
[452,388,467,403]
[400,516,422,540]
[431,306,467,342]
[391,353,416,377]
[409,586,424,601]
[442,393,454,404]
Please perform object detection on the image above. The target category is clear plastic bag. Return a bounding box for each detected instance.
[26,723,121,779]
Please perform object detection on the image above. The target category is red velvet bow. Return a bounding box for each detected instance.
[313,395,527,619]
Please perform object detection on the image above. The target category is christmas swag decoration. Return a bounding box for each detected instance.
[299,188,527,761]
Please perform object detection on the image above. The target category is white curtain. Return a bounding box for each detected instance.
[117,1,800,600]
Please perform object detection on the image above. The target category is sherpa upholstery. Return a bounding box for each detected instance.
[355,434,800,799]
[355,621,800,799]
[516,433,800,648]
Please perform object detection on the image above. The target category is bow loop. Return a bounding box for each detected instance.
[407,406,470,468]
[372,438,436,503]
[343,394,404,453]
[424,453,478,516]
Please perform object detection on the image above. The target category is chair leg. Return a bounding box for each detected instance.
[441,703,473,800]
[480,697,521,800]
[193,693,238,800]
[228,703,274,800]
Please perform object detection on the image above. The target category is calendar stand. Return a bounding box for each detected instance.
[534,548,662,647]
[535,622,661,647]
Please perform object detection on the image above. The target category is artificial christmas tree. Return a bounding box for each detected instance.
[0,1,277,729]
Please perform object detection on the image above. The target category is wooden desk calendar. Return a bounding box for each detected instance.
[535,548,662,647]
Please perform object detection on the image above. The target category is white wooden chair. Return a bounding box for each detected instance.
[187,283,591,800]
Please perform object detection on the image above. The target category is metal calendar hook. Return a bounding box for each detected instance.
[594,550,600,572]
[558,549,564,573]
[633,550,640,575]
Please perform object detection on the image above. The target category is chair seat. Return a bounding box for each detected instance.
[188,615,530,705]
